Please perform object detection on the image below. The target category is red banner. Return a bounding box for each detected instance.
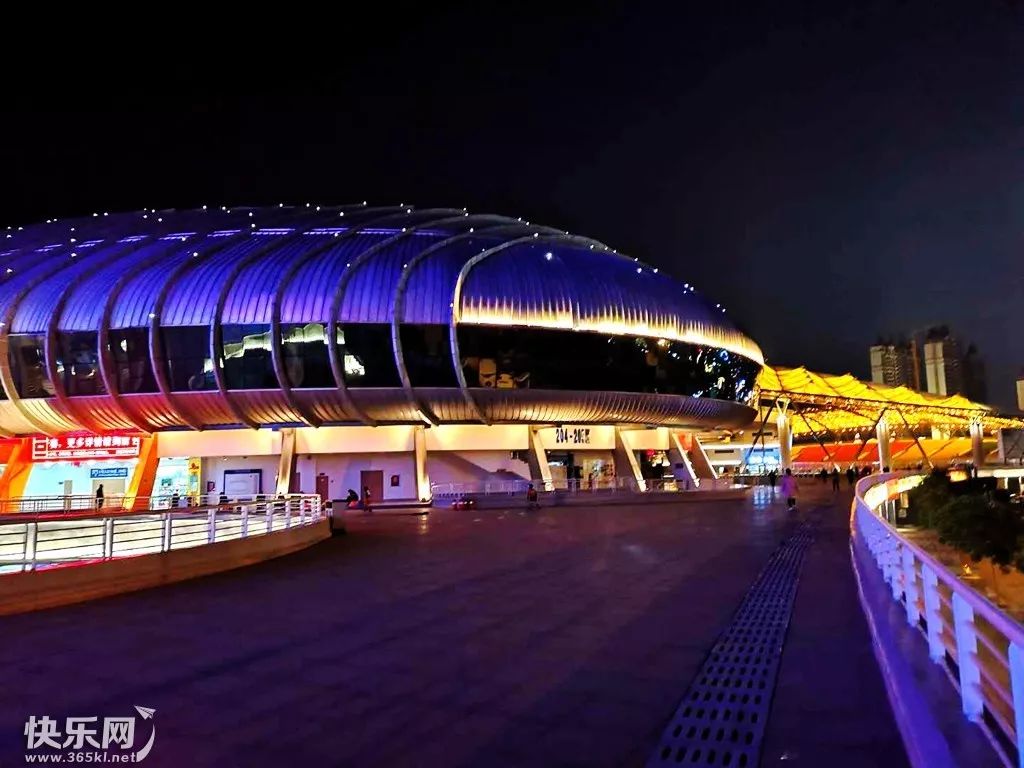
[30,435,142,462]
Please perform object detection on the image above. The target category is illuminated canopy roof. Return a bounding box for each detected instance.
[0,204,763,435]
[756,366,1022,436]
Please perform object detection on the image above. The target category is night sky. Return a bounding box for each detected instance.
[2,3,1021,405]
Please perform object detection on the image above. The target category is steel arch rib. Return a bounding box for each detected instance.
[326,208,465,425]
[270,205,406,427]
[450,233,613,424]
[148,214,300,431]
[210,210,345,430]
[46,236,165,433]
[390,218,557,424]
[0,238,130,436]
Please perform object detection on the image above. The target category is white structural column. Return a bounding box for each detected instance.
[667,432,699,489]
[275,428,297,495]
[413,425,431,502]
[776,403,793,471]
[614,427,647,492]
[526,427,553,491]
[970,419,985,468]
[876,418,893,471]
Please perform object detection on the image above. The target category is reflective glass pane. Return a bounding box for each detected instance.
[281,323,337,388]
[221,324,277,390]
[56,331,106,396]
[160,326,214,391]
[7,334,52,398]
[399,324,458,387]
[340,324,400,387]
[109,328,158,394]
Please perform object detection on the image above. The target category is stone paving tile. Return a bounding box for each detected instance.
[1,497,797,766]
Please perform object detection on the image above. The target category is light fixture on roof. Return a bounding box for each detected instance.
[544,252,553,261]
[149,313,156,319]
[5,268,13,273]
[192,252,199,258]
[316,206,321,212]
[653,268,658,274]
[468,227,474,233]
[533,233,539,238]
[203,205,208,210]
[636,267,642,274]
[248,211,253,217]
[339,212,344,217]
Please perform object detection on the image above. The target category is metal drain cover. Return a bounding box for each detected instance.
[647,524,814,768]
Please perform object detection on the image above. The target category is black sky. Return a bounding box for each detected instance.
[2,2,1022,405]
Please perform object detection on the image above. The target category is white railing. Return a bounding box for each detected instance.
[0,492,294,515]
[0,494,323,573]
[853,472,1024,765]
[430,476,736,499]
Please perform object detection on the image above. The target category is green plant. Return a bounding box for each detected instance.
[934,494,1024,568]
[908,470,953,529]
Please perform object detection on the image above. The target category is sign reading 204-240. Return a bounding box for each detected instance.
[554,427,591,445]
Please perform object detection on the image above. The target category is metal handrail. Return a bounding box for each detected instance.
[429,476,735,498]
[0,493,323,573]
[0,492,304,515]
[853,472,1024,764]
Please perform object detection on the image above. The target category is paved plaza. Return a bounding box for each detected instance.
[0,490,907,767]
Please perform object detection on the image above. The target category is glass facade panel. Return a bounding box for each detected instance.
[56,331,106,396]
[160,326,214,391]
[341,324,400,387]
[399,324,458,387]
[7,334,52,398]
[221,324,277,390]
[281,323,337,389]
[457,326,759,403]
[109,328,158,394]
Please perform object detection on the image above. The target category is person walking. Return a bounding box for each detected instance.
[362,485,373,514]
[768,469,778,492]
[780,469,798,511]
[846,466,856,487]
[526,483,539,511]
[831,467,841,492]
[95,484,104,509]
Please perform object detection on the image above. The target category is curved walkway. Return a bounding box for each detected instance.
[1,490,905,767]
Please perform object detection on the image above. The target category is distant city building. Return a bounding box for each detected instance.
[869,339,917,388]
[1017,372,1024,412]
[923,326,963,396]
[961,344,988,403]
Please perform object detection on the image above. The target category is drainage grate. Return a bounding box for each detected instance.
[647,523,815,768]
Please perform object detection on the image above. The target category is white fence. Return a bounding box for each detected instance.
[0,492,291,515]
[430,476,736,499]
[0,494,323,573]
[854,472,1024,766]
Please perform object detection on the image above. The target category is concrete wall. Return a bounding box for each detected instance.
[428,451,530,485]
[0,520,330,616]
[202,455,280,497]
[295,452,417,501]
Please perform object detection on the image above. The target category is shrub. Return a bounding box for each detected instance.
[933,494,1024,568]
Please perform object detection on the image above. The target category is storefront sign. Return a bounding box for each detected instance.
[90,467,129,479]
[555,427,592,446]
[31,435,142,462]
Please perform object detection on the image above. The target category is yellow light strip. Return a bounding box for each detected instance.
[458,305,765,364]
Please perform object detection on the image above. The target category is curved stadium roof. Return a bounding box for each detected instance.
[0,204,763,434]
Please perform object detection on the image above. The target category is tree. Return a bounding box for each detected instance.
[933,494,1024,568]
[908,469,953,529]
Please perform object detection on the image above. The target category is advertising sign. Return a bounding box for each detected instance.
[89,467,130,479]
[31,435,142,462]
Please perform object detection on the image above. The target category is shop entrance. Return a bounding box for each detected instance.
[91,478,125,506]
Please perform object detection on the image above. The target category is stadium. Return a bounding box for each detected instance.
[0,204,763,504]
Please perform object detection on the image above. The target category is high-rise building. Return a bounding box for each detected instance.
[923,326,963,396]
[869,339,916,388]
[1017,372,1024,412]
[961,344,988,403]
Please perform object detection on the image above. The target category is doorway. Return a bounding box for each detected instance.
[91,478,126,507]
[315,473,330,504]
[360,470,384,505]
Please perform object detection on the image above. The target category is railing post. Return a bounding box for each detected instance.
[103,517,114,560]
[207,509,217,544]
[24,522,37,572]
[286,499,293,529]
[241,505,249,538]
[921,565,944,662]
[951,591,984,721]
[266,504,273,533]
[1007,643,1024,767]
[902,545,919,626]
[162,512,172,552]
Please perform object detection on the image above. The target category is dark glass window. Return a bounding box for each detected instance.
[109,328,157,393]
[457,326,760,403]
[159,326,214,391]
[55,331,106,396]
[340,324,400,387]
[221,324,277,390]
[7,334,52,398]
[399,324,458,387]
[281,323,338,388]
